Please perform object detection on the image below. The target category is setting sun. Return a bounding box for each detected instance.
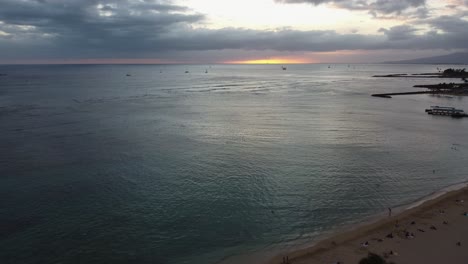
[226,58,312,64]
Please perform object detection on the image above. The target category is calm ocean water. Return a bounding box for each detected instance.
[1,64,468,264]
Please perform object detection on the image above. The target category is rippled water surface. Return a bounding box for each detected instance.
[1,64,468,264]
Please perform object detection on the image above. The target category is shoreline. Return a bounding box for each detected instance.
[266,181,468,264]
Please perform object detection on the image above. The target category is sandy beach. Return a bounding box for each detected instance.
[268,183,468,264]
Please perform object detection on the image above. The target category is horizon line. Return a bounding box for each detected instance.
[0,62,388,66]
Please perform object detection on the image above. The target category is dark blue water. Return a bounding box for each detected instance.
[1,64,468,264]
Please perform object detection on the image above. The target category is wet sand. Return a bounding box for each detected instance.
[268,183,468,264]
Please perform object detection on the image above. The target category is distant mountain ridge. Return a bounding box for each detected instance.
[385,52,468,64]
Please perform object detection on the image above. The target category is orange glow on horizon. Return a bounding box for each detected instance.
[225,58,313,64]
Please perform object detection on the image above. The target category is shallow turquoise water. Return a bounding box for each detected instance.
[1,64,468,264]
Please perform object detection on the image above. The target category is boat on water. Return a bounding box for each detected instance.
[425,106,455,112]
[425,106,467,117]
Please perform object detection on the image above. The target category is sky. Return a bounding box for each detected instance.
[0,0,467,64]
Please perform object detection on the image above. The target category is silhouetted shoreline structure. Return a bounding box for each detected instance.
[373,68,468,79]
[372,68,468,98]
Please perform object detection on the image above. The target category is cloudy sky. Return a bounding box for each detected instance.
[0,0,467,64]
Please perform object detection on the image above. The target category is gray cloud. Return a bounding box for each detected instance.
[428,15,468,34]
[378,25,418,40]
[0,0,204,55]
[374,17,468,51]
[275,0,427,17]
[0,0,467,62]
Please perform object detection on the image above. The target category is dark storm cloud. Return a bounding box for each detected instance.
[0,0,467,61]
[275,0,427,17]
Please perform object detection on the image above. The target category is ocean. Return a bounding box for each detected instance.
[1,64,468,264]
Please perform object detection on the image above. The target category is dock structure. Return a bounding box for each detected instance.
[425,106,468,118]
[372,91,439,98]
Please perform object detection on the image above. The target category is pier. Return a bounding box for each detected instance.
[371,91,439,98]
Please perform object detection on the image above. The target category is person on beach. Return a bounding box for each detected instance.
[388,207,392,217]
[406,232,415,239]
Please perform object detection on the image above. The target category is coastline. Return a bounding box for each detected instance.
[266,181,468,264]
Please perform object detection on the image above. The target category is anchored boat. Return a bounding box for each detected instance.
[425,106,468,118]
